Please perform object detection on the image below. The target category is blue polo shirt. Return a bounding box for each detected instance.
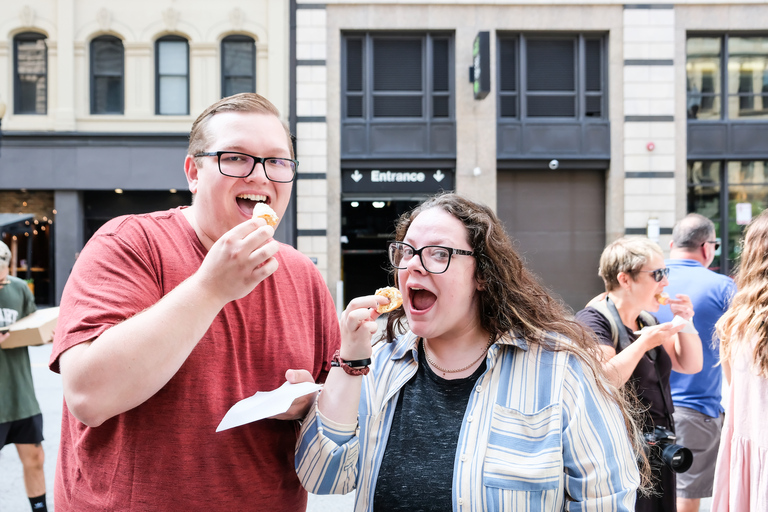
[656,259,736,418]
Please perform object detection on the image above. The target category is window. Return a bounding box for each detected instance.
[343,33,453,120]
[498,34,605,119]
[687,160,768,274]
[14,32,47,115]
[91,36,124,114]
[156,36,189,115]
[687,35,768,120]
[221,35,255,97]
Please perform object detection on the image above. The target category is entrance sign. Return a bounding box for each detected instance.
[472,32,490,100]
[342,168,455,193]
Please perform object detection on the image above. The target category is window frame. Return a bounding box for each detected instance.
[155,35,190,116]
[497,33,607,121]
[220,34,256,98]
[687,32,768,121]
[13,31,48,115]
[90,35,125,115]
[687,159,768,275]
[341,32,455,122]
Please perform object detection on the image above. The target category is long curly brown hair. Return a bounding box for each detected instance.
[382,192,651,490]
[716,208,768,377]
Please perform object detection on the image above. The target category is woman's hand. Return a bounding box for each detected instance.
[637,322,685,351]
[315,294,389,425]
[668,294,695,321]
[339,295,389,361]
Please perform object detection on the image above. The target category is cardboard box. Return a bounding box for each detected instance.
[0,307,59,349]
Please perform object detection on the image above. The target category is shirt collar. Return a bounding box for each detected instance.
[666,258,704,268]
[389,329,529,362]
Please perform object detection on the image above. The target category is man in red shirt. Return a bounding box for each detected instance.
[50,93,340,511]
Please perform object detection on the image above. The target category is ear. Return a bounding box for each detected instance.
[184,155,200,194]
[669,240,674,250]
[616,271,633,290]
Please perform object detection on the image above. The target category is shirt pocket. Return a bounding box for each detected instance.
[482,403,562,492]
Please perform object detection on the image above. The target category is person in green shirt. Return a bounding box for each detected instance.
[0,241,48,512]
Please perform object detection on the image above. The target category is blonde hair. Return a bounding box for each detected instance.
[187,93,294,160]
[716,209,768,377]
[599,237,664,292]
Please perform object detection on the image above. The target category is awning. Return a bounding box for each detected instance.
[0,213,35,235]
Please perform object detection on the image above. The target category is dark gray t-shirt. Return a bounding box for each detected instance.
[373,338,486,511]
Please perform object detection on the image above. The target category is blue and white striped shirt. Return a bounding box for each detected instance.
[296,331,640,511]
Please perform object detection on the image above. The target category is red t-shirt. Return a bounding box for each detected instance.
[50,208,340,511]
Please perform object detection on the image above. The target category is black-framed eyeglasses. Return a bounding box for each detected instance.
[388,241,474,274]
[636,267,670,282]
[194,151,298,183]
[701,240,720,251]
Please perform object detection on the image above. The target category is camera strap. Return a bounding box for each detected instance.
[605,297,675,430]
[647,349,675,431]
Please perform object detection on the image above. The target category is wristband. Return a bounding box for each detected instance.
[331,350,371,376]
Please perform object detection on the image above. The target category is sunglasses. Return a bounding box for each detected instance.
[636,267,670,282]
[702,240,721,251]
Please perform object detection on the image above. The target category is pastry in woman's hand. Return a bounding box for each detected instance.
[375,287,402,314]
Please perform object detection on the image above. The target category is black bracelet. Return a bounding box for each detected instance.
[337,356,372,368]
[330,350,371,376]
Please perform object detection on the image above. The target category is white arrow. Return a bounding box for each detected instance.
[351,170,363,182]
[433,170,445,183]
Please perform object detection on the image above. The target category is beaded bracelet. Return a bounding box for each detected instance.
[330,350,371,376]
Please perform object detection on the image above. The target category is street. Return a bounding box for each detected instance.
[0,343,354,511]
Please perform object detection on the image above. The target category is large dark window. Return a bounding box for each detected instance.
[91,36,124,114]
[343,33,453,120]
[14,32,47,115]
[688,160,768,274]
[156,36,189,115]
[221,35,255,97]
[687,35,768,120]
[498,34,605,119]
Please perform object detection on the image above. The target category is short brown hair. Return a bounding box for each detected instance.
[187,93,294,159]
[598,237,663,291]
[672,213,715,249]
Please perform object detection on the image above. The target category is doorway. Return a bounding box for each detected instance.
[341,199,419,306]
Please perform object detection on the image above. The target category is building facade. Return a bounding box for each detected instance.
[0,0,290,304]
[1,0,766,311]
[293,0,768,311]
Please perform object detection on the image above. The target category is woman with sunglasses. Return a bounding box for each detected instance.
[575,237,703,512]
[296,193,644,511]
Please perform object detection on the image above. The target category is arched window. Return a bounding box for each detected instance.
[91,35,124,114]
[221,35,256,97]
[14,32,47,115]
[156,35,189,115]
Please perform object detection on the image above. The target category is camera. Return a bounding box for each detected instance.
[644,426,693,473]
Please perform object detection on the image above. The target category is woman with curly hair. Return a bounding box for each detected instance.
[296,193,645,511]
[712,208,768,511]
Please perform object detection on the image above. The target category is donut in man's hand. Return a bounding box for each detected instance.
[252,203,279,227]
[655,292,669,305]
[375,287,403,314]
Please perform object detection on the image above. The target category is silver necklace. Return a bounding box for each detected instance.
[423,333,495,375]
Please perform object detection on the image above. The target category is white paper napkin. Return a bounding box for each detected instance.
[634,315,698,335]
[216,381,322,432]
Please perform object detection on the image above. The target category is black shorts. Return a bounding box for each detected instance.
[0,414,44,447]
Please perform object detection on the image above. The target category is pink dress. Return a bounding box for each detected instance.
[712,339,768,512]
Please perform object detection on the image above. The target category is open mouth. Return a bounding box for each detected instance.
[410,287,437,312]
[236,194,268,217]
